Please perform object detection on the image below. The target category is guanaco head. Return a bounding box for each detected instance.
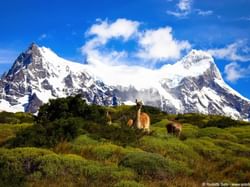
[135,99,143,110]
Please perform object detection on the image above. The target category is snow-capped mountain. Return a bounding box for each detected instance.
[0,43,116,113]
[0,43,250,120]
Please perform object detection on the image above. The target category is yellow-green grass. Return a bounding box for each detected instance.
[0,123,33,145]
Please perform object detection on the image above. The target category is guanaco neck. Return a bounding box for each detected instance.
[136,106,141,128]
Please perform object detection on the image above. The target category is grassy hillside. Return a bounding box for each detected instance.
[0,95,250,186]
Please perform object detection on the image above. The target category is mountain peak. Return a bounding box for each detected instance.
[26,42,40,54]
[188,49,212,57]
[179,49,214,69]
[28,42,38,49]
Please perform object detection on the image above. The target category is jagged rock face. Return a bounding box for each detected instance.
[26,93,43,113]
[0,44,250,121]
[0,44,116,112]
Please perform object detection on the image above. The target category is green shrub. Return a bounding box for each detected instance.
[219,157,250,182]
[0,111,34,124]
[11,117,84,147]
[175,113,207,127]
[225,126,250,144]
[14,112,34,123]
[212,139,250,157]
[37,95,106,124]
[197,127,238,142]
[150,126,168,138]
[119,151,191,179]
[139,136,200,165]
[0,147,53,186]
[72,134,99,146]
[0,123,32,146]
[83,122,145,146]
[184,138,224,160]
[180,123,199,139]
[175,113,249,128]
[143,105,167,124]
[36,153,135,185]
[114,180,144,187]
[35,154,87,178]
[111,105,166,125]
[70,141,144,164]
[0,147,136,186]
[206,116,248,128]
[89,143,124,161]
[151,119,169,127]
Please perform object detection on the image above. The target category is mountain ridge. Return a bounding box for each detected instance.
[0,43,250,120]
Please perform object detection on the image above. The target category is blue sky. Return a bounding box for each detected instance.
[0,0,250,98]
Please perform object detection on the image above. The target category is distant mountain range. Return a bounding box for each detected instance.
[0,43,250,120]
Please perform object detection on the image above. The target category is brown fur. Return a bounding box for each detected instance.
[106,111,112,125]
[140,112,150,129]
[127,119,134,127]
[166,121,182,137]
[135,99,150,132]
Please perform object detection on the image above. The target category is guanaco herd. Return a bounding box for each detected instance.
[106,99,182,137]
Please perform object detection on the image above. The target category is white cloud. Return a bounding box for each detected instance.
[166,11,189,17]
[137,27,191,61]
[0,49,18,64]
[86,18,139,44]
[166,0,192,17]
[224,62,250,82]
[82,18,140,65]
[207,40,250,62]
[195,9,213,16]
[38,33,47,40]
[82,18,191,67]
[177,0,191,11]
[167,0,214,18]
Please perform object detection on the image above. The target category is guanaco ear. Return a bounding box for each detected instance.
[135,99,138,103]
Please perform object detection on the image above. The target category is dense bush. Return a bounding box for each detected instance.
[70,136,144,164]
[179,123,199,140]
[119,151,191,179]
[114,180,144,187]
[37,94,106,124]
[219,157,250,182]
[9,95,154,148]
[0,123,32,146]
[197,127,238,141]
[139,136,200,165]
[175,113,249,128]
[35,153,135,184]
[11,117,145,148]
[72,134,99,146]
[110,105,166,125]
[81,122,145,146]
[212,139,250,157]
[11,117,84,147]
[143,105,167,124]
[0,147,136,187]
[184,138,224,160]
[0,111,33,124]
[0,147,53,186]
[225,126,250,144]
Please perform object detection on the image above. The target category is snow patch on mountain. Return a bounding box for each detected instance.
[0,44,250,121]
[84,49,214,90]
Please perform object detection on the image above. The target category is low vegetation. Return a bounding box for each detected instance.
[0,95,250,186]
